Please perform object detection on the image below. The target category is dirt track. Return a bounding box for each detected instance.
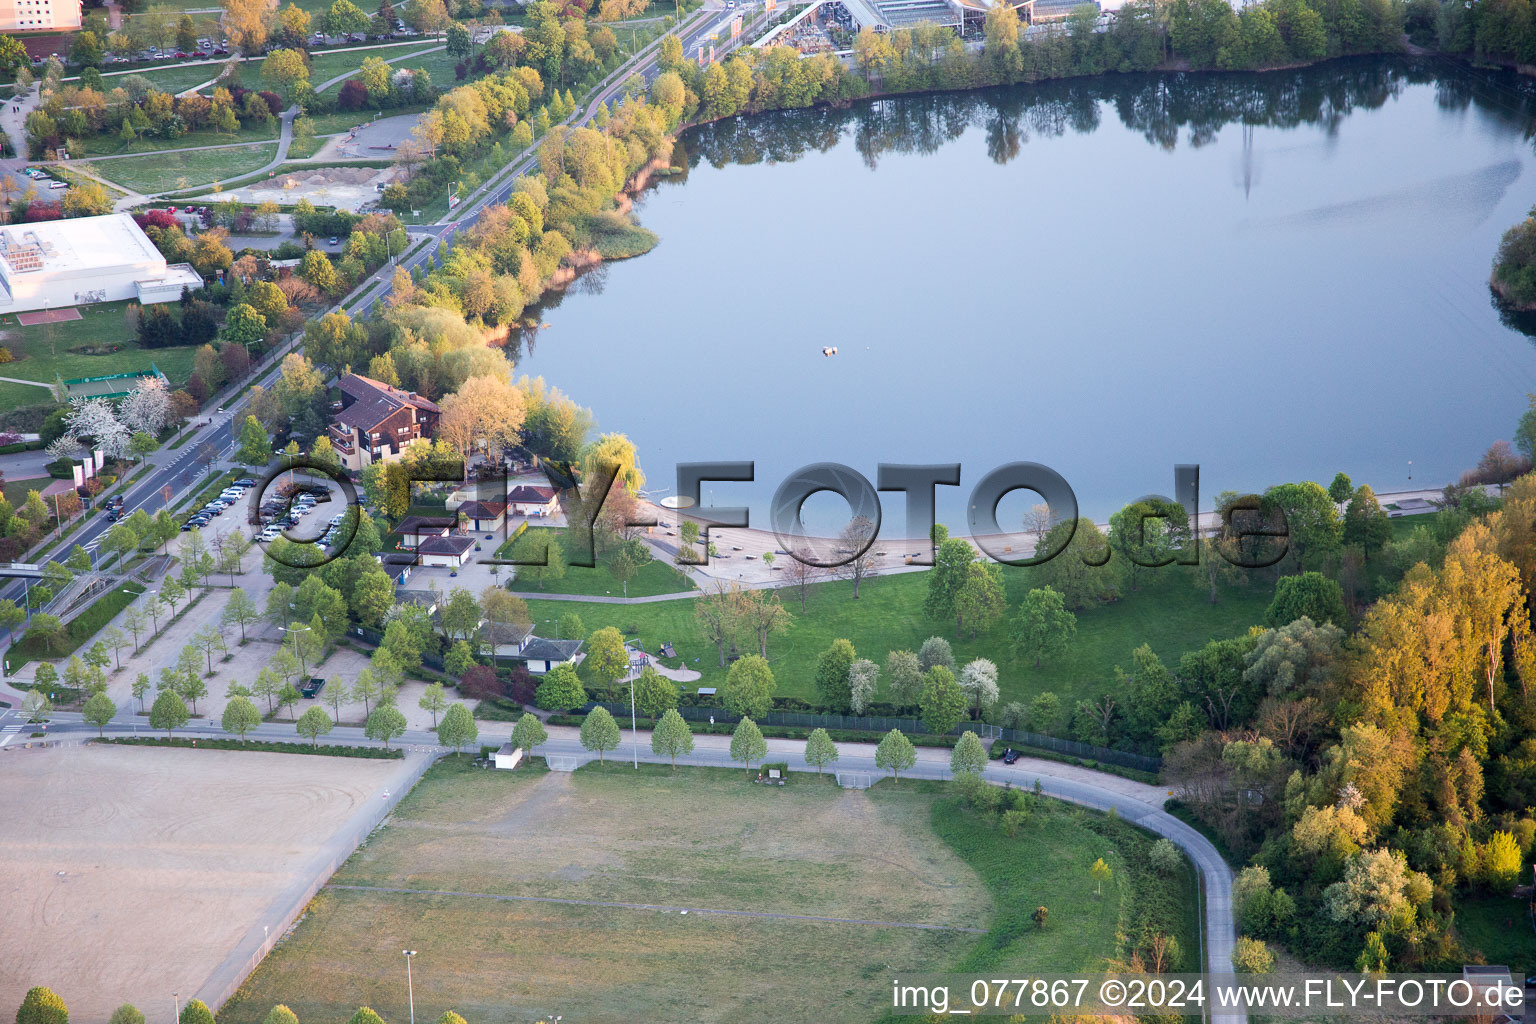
[0,744,414,1020]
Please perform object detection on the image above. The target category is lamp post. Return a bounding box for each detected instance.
[279,622,312,677]
[173,992,179,1024]
[629,666,638,769]
[402,950,418,1024]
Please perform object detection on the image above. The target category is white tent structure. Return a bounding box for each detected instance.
[0,214,202,314]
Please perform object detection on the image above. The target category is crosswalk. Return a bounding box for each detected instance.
[0,718,25,747]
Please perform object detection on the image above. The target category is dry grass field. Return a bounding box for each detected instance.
[219,759,1195,1024]
[0,744,417,1021]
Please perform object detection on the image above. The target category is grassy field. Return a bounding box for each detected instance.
[1453,896,1535,972]
[219,759,1194,1024]
[3,477,51,508]
[0,302,200,409]
[71,122,281,158]
[314,44,451,95]
[524,566,1274,709]
[507,526,696,598]
[88,142,278,193]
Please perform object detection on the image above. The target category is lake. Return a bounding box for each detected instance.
[521,57,1536,536]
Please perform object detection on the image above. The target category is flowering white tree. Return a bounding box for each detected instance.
[45,433,85,461]
[848,658,879,715]
[66,398,130,460]
[120,376,171,437]
[960,658,1000,719]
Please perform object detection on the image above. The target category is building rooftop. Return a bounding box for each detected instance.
[335,373,441,434]
[0,215,162,279]
[459,500,507,520]
[507,485,558,504]
[396,514,457,535]
[418,535,475,556]
[520,636,582,662]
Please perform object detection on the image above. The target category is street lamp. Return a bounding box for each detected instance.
[173,992,180,1024]
[402,950,418,1024]
[279,622,312,677]
[628,662,638,769]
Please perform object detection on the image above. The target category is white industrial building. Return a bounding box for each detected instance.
[0,214,203,314]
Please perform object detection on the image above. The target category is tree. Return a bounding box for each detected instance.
[951,730,987,775]
[814,638,857,712]
[833,515,879,597]
[1089,857,1112,896]
[918,665,967,735]
[192,623,226,674]
[1327,472,1354,504]
[730,716,767,771]
[535,663,587,712]
[633,665,678,719]
[109,1006,146,1024]
[579,705,621,761]
[82,691,116,736]
[101,626,129,671]
[21,690,51,723]
[222,695,262,740]
[1516,394,1536,462]
[847,657,879,714]
[149,689,189,737]
[16,988,69,1024]
[1031,517,1118,609]
[885,650,923,705]
[1012,586,1077,667]
[875,728,916,780]
[1343,484,1392,559]
[25,613,66,654]
[693,580,742,667]
[437,702,478,755]
[1266,571,1346,627]
[418,682,448,726]
[959,659,999,720]
[366,705,407,748]
[651,707,694,769]
[222,589,260,643]
[1233,936,1275,973]
[323,0,371,36]
[804,727,839,774]
[722,653,775,719]
[179,1001,215,1024]
[1263,481,1343,573]
[352,668,381,716]
[261,48,311,102]
[512,711,549,757]
[277,681,302,720]
[297,705,334,746]
[132,673,151,712]
[918,636,955,673]
[446,19,472,56]
[584,625,629,693]
[1149,838,1183,874]
[1033,906,1048,929]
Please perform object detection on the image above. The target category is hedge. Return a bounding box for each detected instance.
[99,736,404,758]
[544,712,965,749]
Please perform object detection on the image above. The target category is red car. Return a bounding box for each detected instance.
[214,48,229,54]
[191,50,208,57]
[173,50,187,58]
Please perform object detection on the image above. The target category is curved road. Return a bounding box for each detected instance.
[12,710,1242,1022]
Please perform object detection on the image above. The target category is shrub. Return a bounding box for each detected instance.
[17,987,69,1024]
[1149,838,1183,874]
[1233,936,1276,973]
[0,347,13,363]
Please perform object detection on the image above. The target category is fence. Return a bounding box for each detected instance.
[583,701,1161,774]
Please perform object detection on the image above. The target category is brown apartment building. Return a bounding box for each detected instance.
[328,373,441,471]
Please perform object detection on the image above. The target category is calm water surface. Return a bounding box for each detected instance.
[523,58,1536,532]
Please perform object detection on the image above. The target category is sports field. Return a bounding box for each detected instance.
[0,744,418,1021]
[219,759,1196,1024]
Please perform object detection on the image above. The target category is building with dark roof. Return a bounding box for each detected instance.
[417,534,476,567]
[329,373,441,471]
[507,485,561,517]
[395,514,457,550]
[458,499,507,532]
[518,635,583,674]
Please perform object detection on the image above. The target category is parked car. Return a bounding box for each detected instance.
[1001,748,1020,765]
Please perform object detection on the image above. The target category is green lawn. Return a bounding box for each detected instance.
[87,142,278,193]
[70,121,280,158]
[0,302,201,410]
[524,565,1274,710]
[3,478,52,508]
[506,526,696,598]
[217,759,1195,1024]
[314,44,451,94]
[1453,895,1535,972]
[103,61,229,95]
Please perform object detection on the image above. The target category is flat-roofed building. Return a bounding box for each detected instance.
[0,0,81,31]
[0,215,201,313]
